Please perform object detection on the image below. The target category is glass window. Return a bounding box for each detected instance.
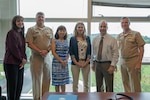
[19,0,87,18]
[93,5,150,17]
[91,22,150,62]
[24,22,88,62]
[23,22,87,93]
[1,0,149,96]
[91,22,150,92]
[24,22,87,34]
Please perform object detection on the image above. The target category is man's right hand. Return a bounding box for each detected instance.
[40,50,49,57]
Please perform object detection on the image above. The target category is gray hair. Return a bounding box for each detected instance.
[36,12,45,17]
[99,20,108,29]
[120,17,130,24]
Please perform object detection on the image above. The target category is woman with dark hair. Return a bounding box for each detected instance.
[51,25,70,92]
[3,15,27,100]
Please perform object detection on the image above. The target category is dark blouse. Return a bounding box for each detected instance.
[3,29,27,65]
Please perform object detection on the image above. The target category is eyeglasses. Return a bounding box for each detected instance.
[108,93,133,100]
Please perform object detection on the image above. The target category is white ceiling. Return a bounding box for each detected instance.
[92,0,150,8]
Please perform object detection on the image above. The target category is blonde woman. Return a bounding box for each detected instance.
[69,21,91,92]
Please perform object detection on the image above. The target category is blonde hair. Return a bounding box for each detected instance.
[73,21,86,39]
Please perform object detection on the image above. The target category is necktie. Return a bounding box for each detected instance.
[97,37,103,60]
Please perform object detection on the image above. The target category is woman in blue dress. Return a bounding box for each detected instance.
[51,25,69,92]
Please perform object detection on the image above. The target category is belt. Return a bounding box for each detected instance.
[79,59,86,61]
[95,60,111,63]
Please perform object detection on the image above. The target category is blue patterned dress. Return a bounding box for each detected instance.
[52,39,70,86]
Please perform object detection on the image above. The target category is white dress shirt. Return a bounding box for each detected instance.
[92,34,119,66]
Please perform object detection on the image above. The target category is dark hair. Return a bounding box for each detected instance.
[55,25,67,40]
[12,15,24,32]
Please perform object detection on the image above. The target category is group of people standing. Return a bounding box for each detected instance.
[3,11,145,100]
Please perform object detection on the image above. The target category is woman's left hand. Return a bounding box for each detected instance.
[19,58,27,69]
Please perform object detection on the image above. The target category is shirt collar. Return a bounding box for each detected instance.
[123,29,132,36]
[99,33,107,39]
[35,25,46,30]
